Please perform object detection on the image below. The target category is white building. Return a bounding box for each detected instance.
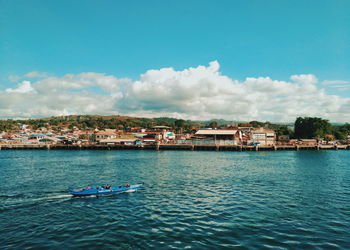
[250,127,276,145]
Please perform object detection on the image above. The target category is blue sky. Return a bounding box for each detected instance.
[0,0,350,121]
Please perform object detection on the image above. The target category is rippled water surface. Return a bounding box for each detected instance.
[0,150,349,249]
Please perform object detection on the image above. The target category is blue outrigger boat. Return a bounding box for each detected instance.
[69,184,143,197]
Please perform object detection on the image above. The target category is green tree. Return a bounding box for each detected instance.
[208,121,218,128]
[294,117,332,139]
[174,119,186,128]
[332,126,347,140]
[276,125,293,137]
[174,119,186,133]
[249,121,265,128]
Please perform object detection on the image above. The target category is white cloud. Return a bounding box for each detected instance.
[322,80,349,85]
[290,74,318,85]
[1,62,350,122]
[322,80,350,91]
[25,71,49,78]
[7,72,50,83]
[8,75,21,82]
[6,81,36,93]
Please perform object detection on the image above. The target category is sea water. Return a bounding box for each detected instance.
[0,150,349,249]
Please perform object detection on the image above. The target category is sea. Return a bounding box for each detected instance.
[0,150,349,249]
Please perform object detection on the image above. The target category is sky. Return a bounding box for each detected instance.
[1,0,350,122]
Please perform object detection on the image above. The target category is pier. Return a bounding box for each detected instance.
[0,144,349,151]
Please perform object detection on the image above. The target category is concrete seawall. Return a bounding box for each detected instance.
[0,144,349,151]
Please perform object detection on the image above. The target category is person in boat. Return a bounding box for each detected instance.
[125,183,130,188]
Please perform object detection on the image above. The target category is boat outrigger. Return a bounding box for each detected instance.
[69,183,143,197]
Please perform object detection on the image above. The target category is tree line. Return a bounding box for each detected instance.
[294,117,350,140]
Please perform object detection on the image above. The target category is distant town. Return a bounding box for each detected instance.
[1,115,350,150]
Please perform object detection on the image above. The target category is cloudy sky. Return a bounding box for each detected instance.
[1,0,349,122]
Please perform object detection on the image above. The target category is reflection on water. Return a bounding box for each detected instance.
[0,150,349,248]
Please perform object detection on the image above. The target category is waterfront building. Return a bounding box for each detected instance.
[38,137,61,144]
[141,132,162,144]
[249,127,276,146]
[76,130,95,140]
[28,133,46,140]
[194,129,241,145]
[150,126,175,141]
[92,129,118,142]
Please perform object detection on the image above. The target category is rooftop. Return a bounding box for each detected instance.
[195,129,238,135]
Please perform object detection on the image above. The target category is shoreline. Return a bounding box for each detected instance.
[1,144,349,151]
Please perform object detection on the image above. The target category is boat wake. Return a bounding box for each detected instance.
[32,194,72,201]
[0,192,74,212]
